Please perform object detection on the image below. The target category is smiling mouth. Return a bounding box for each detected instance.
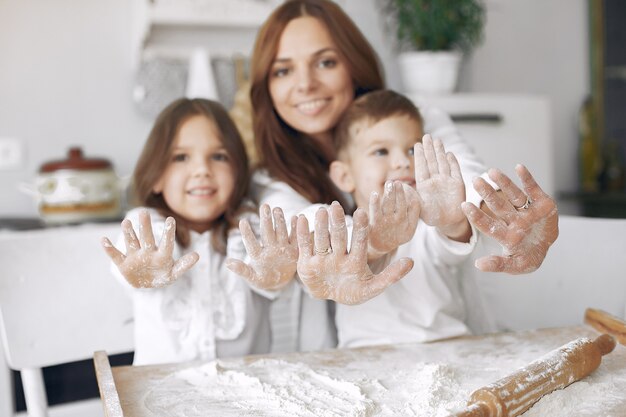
[187,188,216,196]
[296,98,329,114]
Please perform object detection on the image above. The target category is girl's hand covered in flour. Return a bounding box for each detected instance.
[296,202,414,305]
[101,209,199,288]
[226,204,298,291]
[367,180,420,260]
[462,164,559,274]
[414,134,471,242]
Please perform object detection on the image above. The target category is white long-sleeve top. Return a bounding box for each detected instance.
[250,103,488,352]
[250,172,338,353]
[111,207,272,365]
[336,220,477,348]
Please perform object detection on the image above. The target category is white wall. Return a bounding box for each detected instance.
[0,0,588,217]
[0,0,151,216]
[459,0,588,201]
[347,0,588,203]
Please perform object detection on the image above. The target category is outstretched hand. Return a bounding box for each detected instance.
[226,204,298,291]
[414,134,470,241]
[368,180,420,259]
[462,164,559,274]
[101,209,199,288]
[296,202,414,305]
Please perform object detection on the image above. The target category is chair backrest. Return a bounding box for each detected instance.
[462,215,626,333]
[0,223,133,370]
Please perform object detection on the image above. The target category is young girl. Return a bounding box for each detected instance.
[101,98,285,366]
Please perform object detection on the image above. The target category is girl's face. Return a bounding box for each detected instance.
[153,115,236,233]
[268,16,354,144]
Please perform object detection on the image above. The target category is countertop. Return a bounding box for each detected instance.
[0,217,124,231]
[0,217,44,231]
[95,326,626,417]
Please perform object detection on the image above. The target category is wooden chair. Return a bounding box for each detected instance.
[463,215,626,333]
[0,223,134,417]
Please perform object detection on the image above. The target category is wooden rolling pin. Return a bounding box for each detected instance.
[450,334,616,417]
[584,307,626,345]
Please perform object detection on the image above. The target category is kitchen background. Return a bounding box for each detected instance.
[2,0,626,415]
[0,0,592,218]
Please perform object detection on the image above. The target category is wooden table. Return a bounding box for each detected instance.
[94,326,626,416]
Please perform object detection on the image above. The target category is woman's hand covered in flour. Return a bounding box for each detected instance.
[462,164,559,274]
[414,134,470,241]
[368,180,420,259]
[101,209,199,288]
[296,202,414,305]
[226,204,298,291]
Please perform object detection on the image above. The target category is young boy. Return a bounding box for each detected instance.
[327,89,477,348]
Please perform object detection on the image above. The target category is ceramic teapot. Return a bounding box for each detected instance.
[19,147,126,224]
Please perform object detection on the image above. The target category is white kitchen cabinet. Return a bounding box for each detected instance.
[407,93,555,197]
[410,95,626,333]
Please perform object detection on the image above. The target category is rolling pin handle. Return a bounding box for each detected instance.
[595,333,617,356]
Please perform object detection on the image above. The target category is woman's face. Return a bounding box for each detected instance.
[268,16,354,143]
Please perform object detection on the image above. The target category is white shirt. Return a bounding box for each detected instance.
[250,104,488,352]
[336,221,477,348]
[111,207,272,365]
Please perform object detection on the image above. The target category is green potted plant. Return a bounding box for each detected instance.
[383,0,486,94]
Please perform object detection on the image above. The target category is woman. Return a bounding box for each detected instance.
[244,0,558,351]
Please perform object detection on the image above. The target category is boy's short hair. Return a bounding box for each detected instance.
[333,89,423,154]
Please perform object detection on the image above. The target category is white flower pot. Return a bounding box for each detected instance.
[398,51,462,95]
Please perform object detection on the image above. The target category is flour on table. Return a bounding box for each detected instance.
[144,359,376,417]
[141,332,626,417]
[144,359,497,416]
[522,366,624,417]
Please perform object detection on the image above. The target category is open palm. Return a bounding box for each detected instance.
[101,209,199,288]
[462,165,559,274]
[414,134,466,228]
[296,202,414,305]
[226,204,298,291]
[368,181,420,259]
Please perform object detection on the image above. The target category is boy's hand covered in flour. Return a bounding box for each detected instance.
[367,180,420,259]
[296,202,414,305]
[414,134,471,242]
[102,209,199,288]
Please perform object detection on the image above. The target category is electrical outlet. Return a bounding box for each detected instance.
[0,138,24,170]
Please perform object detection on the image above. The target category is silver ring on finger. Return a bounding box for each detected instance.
[514,196,531,211]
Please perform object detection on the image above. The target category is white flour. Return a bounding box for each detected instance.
[141,330,626,416]
[145,360,376,416]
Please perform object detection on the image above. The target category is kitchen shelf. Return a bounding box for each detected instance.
[148,2,276,27]
[130,0,280,70]
[559,191,626,218]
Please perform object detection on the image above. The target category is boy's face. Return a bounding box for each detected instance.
[330,115,423,209]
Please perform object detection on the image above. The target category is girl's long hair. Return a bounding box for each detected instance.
[132,98,249,253]
[250,0,385,205]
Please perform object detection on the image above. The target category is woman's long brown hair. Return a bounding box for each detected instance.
[250,0,385,205]
[132,98,250,254]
